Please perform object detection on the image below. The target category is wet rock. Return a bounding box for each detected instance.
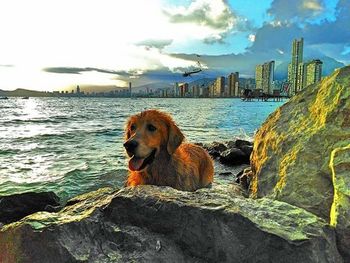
[236,167,254,191]
[219,148,249,165]
[203,141,227,158]
[219,171,233,176]
[0,186,342,263]
[0,191,60,224]
[240,145,253,157]
[235,139,253,149]
[250,65,350,261]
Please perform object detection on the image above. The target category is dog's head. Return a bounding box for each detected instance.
[124,109,184,171]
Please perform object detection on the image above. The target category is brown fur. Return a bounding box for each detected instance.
[124,109,214,191]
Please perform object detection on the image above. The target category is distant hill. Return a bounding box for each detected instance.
[133,82,173,92]
[0,89,56,97]
[188,78,215,88]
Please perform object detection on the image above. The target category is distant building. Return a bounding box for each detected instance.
[213,76,225,97]
[76,85,81,94]
[255,64,263,90]
[179,83,189,97]
[288,38,304,95]
[228,72,239,97]
[255,61,275,95]
[297,59,323,91]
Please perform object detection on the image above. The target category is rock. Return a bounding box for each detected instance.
[203,141,227,158]
[235,139,253,149]
[329,144,350,260]
[0,186,342,263]
[250,65,350,260]
[219,148,249,165]
[236,167,254,191]
[0,191,61,224]
[240,145,253,157]
[218,171,233,176]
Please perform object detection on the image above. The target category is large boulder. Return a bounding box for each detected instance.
[0,186,342,263]
[0,191,60,224]
[250,66,350,259]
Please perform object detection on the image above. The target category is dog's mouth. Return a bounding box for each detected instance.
[128,149,156,171]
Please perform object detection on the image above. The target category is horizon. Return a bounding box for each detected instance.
[0,0,349,92]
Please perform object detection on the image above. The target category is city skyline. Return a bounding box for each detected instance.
[0,0,349,92]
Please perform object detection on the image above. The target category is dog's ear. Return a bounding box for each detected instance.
[167,122,184,155]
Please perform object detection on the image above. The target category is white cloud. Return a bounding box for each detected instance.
[248,34,256,42]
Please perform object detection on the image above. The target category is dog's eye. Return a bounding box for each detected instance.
[130,124,136,131]
[147,124,157,132]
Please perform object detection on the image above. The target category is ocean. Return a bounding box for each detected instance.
[0,97,285,201]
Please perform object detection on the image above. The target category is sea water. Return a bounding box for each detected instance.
[0,97,285,201]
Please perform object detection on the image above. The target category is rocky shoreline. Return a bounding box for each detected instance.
[1,65,350,262]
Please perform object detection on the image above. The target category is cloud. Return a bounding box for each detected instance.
[136,39,173,50]
[267,0,325,21]
[163,0,241,44]
[43,67,121,75]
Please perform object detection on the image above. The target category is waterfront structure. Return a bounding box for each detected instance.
[255,61,275,95]
[228,72,239,97]
[76,85,80,94]
[288,38,304,95]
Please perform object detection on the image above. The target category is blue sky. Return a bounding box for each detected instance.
[0,0,348,91]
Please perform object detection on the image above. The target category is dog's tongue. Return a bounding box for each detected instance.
[129,156,145,171]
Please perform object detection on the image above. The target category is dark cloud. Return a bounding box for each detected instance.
[43,67,122,75]
[136,39,173,50]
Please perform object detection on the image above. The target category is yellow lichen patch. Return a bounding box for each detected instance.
[329,144,350,227]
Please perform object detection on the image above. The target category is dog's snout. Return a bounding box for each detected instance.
[124,140,138,153]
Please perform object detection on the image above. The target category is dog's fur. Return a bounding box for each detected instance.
[124,109,213,191]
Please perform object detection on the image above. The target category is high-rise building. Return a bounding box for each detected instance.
[255,65,263,90]
[255,61,275,94]
[306,59,322,87]
[213,76,225,97]
[262,61,275,95]
[76,85,80,94]
[288,38,304,95]
[295,59,323,91]
[228,72,239,97]
[179,83,188,97]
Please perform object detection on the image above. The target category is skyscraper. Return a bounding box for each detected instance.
[306,59,322,87]
[255,61,275,94]
[228,72,239,97]
[213,76,225,97]
[296,59,323,91]
[255,65,263,90]
[288,38,304,95]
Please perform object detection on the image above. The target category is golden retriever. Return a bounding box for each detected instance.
[123,109,214,191]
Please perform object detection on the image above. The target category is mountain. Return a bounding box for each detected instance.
[0,89,55,97]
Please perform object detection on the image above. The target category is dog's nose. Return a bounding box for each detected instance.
[123,140,138,153]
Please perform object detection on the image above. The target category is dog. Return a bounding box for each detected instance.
[123,109,214,191]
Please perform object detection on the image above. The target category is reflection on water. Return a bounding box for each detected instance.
[0,97,285,200]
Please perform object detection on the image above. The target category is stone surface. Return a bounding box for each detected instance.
[0,185,343,263]
[201,140,252,166]
[0,191,60,224]
[219,148,249,165]
[250,65,350,260]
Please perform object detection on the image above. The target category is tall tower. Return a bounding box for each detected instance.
[228,72,239,97]
[255,61,274,94]
[306,59,322,87]
[288,38,304,95]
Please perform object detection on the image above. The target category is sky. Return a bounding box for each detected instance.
[0,0,349,91]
